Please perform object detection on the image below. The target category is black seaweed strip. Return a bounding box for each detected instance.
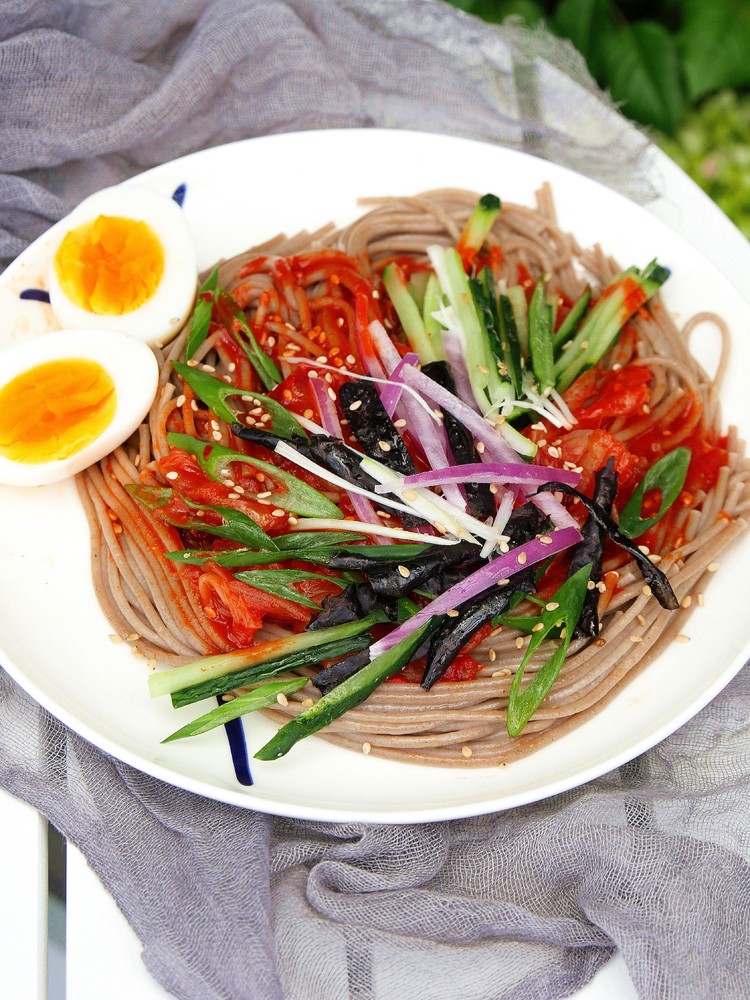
[569,458,618,638]
[535,482,679,609]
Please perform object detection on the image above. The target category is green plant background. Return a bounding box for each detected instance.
[444,0,750,237]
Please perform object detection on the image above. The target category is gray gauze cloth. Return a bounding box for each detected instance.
[1,2,749,999]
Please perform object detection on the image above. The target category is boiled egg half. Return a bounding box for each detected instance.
[48,184,198,347]
[0,328,158,487]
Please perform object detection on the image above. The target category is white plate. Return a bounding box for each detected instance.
[1,129,749,824]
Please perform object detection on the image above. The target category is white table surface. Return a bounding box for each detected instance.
[2,146,748,1000]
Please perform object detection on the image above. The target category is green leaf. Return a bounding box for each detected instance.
[167,433,343,519]
[185,268,219,359]
[230,305,283,391]
[552,0,617,79]
[602,20,685,133]
[166,547,338,567]
[679,0,750,101]
[445,0,544,23]
[234,568,345,609]
[506,564,592,738]
[619,447,691,538]
[162,677,309,742]
[171,362,306,441]
[124,484,172,510]
[335,543,434,560]
[182,497,280,550]
[275,531,368,550]
[126,483,281,551]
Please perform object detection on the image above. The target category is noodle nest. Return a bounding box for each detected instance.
[77,187,750,768]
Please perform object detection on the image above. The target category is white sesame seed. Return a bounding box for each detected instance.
[707,562,720,572]
[675,634,691,644]
[276,692,288,707]
[517,551,528,565]
[166,470,179,480]
[532,622,545,633]
[397,565,411,578]
[447,609,460,618]
[378,441,392,452]
[272,508,285,517]
[461,746,473,758]
[362,742,372,755]
[349,400,363,411]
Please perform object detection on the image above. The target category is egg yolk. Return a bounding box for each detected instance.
[0,358,116,464]
[53,215,164,315]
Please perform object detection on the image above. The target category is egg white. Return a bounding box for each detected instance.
[0,328,159,487]
[48,184,198,347]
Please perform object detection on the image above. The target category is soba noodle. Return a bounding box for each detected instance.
[77,187,750,766]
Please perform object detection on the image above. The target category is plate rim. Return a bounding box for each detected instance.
[1,127,749,824]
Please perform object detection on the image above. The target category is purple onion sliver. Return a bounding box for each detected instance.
[531,490,581,531]
[399,462,580,488]
[368,524,582,659]
[368,319,402,373]
[379,352,419,417]
[397,391,467,510]
[400,365,520,464]
[310,375,342,437]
